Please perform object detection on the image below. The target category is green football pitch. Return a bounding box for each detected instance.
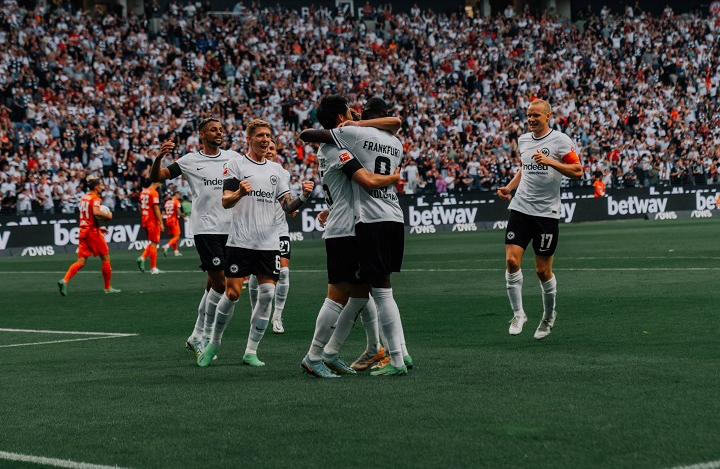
[1,218,719,469]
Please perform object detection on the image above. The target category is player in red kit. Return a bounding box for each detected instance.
[162,190,185,257]
[137,181,165,274]
[58,175,121,295]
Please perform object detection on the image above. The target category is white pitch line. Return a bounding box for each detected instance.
[0,450,136,469]
[0,328,136,336]
[661,459,720,469]
[0,335,138,348]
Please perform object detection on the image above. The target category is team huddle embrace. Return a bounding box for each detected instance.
[58,96,580,377]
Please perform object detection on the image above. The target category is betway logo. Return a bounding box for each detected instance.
[608,196,667,215]
[560,203,576,223]
[54,224,141,245]
[203,178,223,186]
[696,192,719,210]
[409,206,477,226]
[21,245,55,257]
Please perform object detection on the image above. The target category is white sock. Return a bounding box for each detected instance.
[505,269,525,316]
[540,275,557,319]
[189,289,208,340]
[307,298,344,361]
[245,283,275,355]
[371,287,405,367]
[324,297,369,357]
[204,288,223,338]
[273,267,289,320]
[359,298,380,355]
[210,293,237,347]
[248,274,259,312]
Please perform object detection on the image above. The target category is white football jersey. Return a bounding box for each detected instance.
[223,154,290,250]
[274,164,291,238]
[174,149,242,235]
[510,130,578,219]
[330,126,404,224]
[317,144,357,239]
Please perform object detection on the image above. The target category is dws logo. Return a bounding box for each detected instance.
[21,246,55,257]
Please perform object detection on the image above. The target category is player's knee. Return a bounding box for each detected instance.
[226,287,240,302]
[506,257,521,272]
[535,265,551,280]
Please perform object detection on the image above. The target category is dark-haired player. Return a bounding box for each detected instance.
[151,118,242,358]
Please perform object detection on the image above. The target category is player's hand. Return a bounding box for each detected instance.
[160,224,165,232]
[317,209,329,227]
[159,140,175,156]
[497,186,513,201]
[531,149,550,166]
[301,180,315,197]
[100,227,109,235]
[238,180,252,196]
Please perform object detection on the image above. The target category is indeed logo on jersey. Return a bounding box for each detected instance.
[203,178,223,186]
[249,189,274,201]
[522,162,549,172]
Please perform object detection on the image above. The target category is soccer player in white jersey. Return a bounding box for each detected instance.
[301,96,412,377]
[497,99,582,340]
[151,118,241,359]
[196,119,314,367]
[247,139,291,334]
[298,95,402,378]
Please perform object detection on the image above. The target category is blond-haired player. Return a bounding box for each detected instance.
[497,99,582,340]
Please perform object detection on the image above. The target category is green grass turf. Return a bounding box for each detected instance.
[1,218,719,469]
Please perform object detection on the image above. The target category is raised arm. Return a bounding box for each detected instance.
[222,178,252,209]
[150,140,177,182]
[279,180,314,214]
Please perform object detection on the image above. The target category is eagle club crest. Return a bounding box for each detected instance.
[270,174,278,185]
[540,148,550,156]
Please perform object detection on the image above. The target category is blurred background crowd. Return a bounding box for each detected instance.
[0,0,718,215]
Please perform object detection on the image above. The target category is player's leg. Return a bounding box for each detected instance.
[272,264,289,333]
[505,210,532,335]
[186,284,209,358]
[195,235,229,364]
[59,254,87,296]
[99,252,120,293]
[356,222,408,376]
[247,274,258,311]
[532,217,559,340]
[301,283,348,378]
[323,288,369,374]
[272,238,291,333]
[244,277,275,367]
[351,295,386,371]
[198,275,241,367]
[242,251,281,366]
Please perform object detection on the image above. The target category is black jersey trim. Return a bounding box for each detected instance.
[531,129,554,141]
[243,154,268,165]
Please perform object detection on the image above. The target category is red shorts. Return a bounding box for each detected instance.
[144,222,161,244]
[78,230,109,258]
[166,221,181,237]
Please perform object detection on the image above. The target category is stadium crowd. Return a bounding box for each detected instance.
[0,0,719,214]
